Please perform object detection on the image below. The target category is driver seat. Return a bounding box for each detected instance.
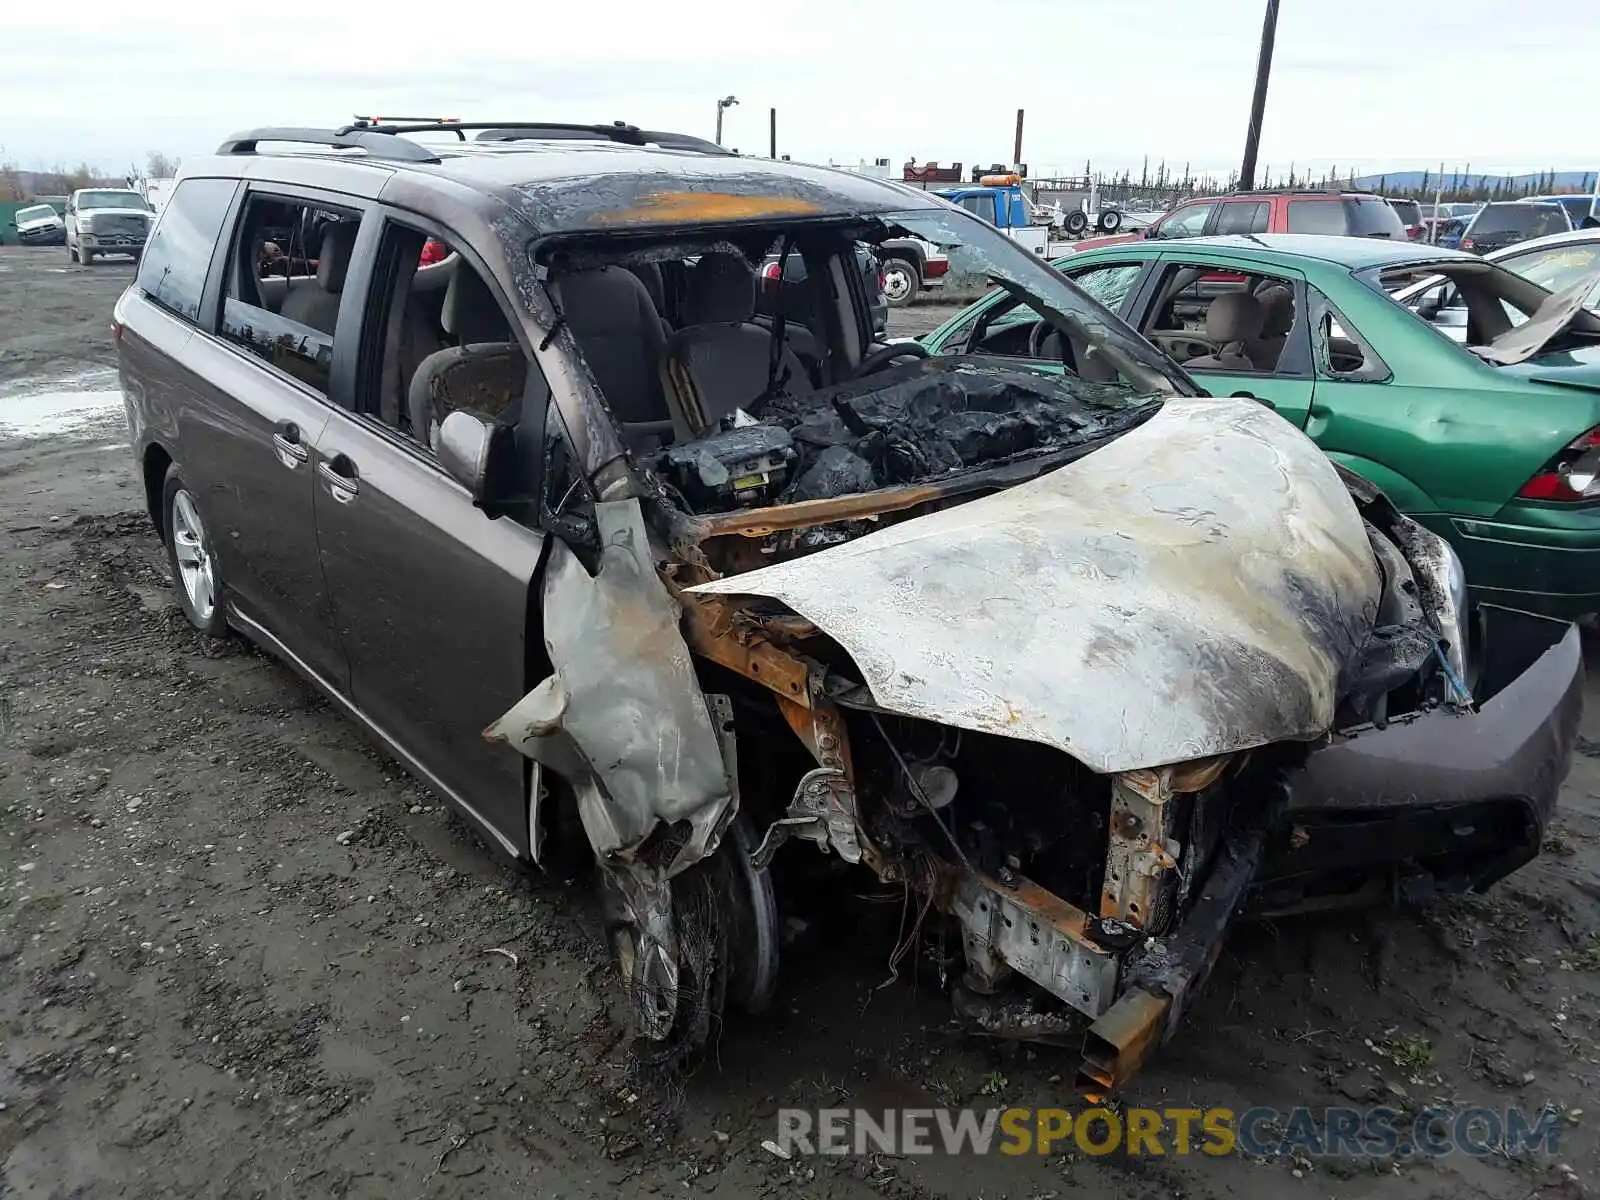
[659,251,814,440]
[1183,292,1264,372]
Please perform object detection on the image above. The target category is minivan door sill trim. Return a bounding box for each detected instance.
[227,606,522,860]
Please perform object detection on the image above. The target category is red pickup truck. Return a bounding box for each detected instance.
[1074,189,1407,251]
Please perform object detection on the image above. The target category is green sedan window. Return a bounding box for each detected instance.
[1072,263,1144,311]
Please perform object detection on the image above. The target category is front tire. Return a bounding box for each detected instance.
[162,467,227,637]
[77,244,94,265]
[881,257,920,307]
[1064,210,1089,237]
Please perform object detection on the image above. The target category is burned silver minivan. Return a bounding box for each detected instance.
[117,122,1584,1093]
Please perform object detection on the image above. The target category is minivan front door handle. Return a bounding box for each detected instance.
[271,420,310,468]
[317,454,360,503]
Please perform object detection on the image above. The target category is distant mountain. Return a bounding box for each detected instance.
[1352,169,1598,193]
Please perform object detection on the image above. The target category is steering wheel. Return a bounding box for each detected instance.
[1149,330,1220,361]
[1027,320,1068,360]
[853,341,929,378]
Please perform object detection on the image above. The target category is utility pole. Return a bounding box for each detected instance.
[714,95,738,146]
[1238,0,1280,191]
[769,108,777,158]
[1012,109,1025,171]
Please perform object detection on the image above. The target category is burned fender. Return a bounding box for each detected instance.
[487,498,734,876]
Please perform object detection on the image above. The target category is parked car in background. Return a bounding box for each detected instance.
[759,242,888,339]
[65,187,154,264]
[1459,201,1571,254]
[138,177,178,216]
[877,235,948,306]
[10,203,67,246]
[1074,189,1405,251]
[1392,228,1600,341]
[932,175,1062,255]
[1529,194,1599,228]
[1421,202,1483,222]
[1387,197,1425,240]
[1424,216,1468,249]
[921,233,1600,619]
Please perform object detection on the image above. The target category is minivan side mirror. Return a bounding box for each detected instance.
[438,409,512,505]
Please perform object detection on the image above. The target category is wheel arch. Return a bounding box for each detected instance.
[142,441,174,538]
[882,241,925,275]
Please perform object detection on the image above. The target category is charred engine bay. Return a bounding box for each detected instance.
[656,359,1160,521]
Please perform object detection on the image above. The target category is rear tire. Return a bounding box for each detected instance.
[881,257,920,307]
[1064,210,1089,236]
[161,467,228,638]
[1098,209,1123,233]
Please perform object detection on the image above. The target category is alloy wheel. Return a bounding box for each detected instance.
[170,489,216,623]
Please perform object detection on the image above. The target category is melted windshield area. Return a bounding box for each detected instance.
[1375,259,1600,364]
[536,208,1183,522]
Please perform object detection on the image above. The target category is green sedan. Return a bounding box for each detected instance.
[920,234,1600,618]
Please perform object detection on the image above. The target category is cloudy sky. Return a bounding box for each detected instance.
[4,0,1595,179]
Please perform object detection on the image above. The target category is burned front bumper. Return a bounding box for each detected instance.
[1256,605,1583,912]
[953,606,1584,1093]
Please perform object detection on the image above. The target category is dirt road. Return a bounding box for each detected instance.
[2,243,1597,1198]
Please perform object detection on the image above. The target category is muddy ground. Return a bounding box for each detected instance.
[1,242,1597,1198]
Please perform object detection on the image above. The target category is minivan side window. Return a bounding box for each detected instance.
[219,194,363,396]
[357,219,529,447]
[135,178,237,322]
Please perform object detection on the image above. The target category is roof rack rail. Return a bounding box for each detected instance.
[216,127,440,164]
[1230,185,1347,195]
[342,118,731,155]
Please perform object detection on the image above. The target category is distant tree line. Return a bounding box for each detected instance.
[0,151,180,202]
[1078,158,1598,203]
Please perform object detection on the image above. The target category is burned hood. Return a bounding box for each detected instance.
[688,397,1382,773]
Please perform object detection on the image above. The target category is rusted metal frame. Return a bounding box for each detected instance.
[950,872,1120,1018]
[1101,768,1180,930]
[1078,818,1268,1096]
[1075,988,1170,1099]
[1101,757,1232,931]
[673,585,883,872]
[677,592,812,708]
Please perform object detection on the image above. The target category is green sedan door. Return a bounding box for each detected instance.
[1129,250,1318,428]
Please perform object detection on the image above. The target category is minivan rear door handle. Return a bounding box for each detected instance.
[271,420,310,468]
[317,454,360,503]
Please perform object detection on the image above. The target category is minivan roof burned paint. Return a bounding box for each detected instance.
[190,140,948,238]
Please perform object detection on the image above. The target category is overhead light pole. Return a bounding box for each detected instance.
[1238,0,1280,191]
[715,95,739,146]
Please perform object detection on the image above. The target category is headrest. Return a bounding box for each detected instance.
[1204,292,1265,343]
[683,251,755,325]
[444,264,510,344]
[316,222,359,294]
[1257,286,1295,337]
[551,267,655,336]
[625,262,666,315]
